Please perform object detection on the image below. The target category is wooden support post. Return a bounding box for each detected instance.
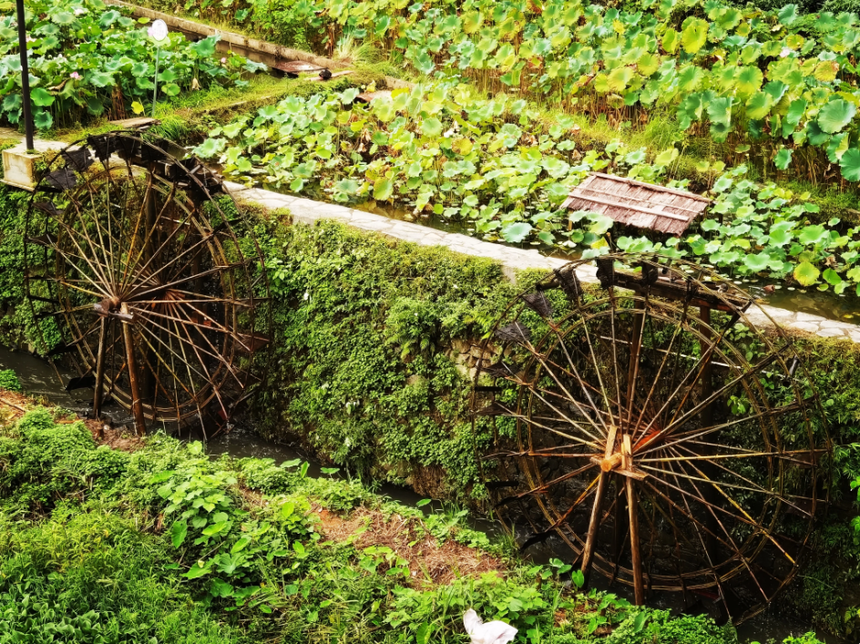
[623,434,645,605]
[121,303,146,435]
[581,424,618,585]
[92,318,107,433]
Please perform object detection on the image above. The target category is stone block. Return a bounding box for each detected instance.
[1,145,42,191]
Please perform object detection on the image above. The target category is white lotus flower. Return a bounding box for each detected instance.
[463,609,518,644]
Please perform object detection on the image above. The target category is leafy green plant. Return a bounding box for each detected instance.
[0,369,21,392]
[0,0,265,130]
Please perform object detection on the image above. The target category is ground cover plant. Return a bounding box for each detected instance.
[0,0,265,130]
[196,83,860,295]
[0,403,776,643]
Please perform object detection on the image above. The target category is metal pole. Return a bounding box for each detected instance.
[15,0,34,150]
[151,47,160,118]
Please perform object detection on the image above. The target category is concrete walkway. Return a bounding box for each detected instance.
[225,181,860,345]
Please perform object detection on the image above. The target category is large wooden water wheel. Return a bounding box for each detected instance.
[472,254,829,623]
[24,131,270,436]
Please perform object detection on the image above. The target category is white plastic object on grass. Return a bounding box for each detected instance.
[463,609,518,644]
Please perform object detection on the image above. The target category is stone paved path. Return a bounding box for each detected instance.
[226,181,860,345]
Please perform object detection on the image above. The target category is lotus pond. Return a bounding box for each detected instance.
[0,0,266,130]
[194,83,860,302]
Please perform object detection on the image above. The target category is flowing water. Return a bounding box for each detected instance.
[0,346,843,643]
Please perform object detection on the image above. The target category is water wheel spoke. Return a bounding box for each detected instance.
[120,182,180,293]
[664,459,774,603]
[134,307,243,389]
[672,454,797,564]
[638,401,801,455]
[166,301,229,420]
[550,321,618,433]
[134,227,217,294]
[631,301,692,443]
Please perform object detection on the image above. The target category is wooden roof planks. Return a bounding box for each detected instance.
[562,172,710,235]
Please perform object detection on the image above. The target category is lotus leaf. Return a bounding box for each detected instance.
[818,99,856,134]
[839,148,860,181]
[793,261,820,286]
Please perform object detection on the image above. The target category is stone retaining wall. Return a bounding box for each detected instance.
[226,181,860,345]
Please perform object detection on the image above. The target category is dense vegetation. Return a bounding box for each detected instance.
[0,0,265,130]
[142,0,860,181]
[0,404,772,643]
[198,84,860,296]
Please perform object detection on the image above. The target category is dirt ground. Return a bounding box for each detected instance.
[0,388,144,452]
[313,504,504,587]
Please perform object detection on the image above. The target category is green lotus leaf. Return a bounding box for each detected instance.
[798,224,827,245]
[678,66,705,93]
[1,93,21,113]
[190,36,218,58]
[839,148,860,181]
[745,91,773,120]
[813,60,839,82]
[793,261,820,286]
[194,138,225,158]
[827,132,849,163]
[818,99,856,134]
[334,178,359,195]
[462,11,483,34]
[680,18,709,55]
[741,43,760,64]
[501,222,532,243]
[89,71,115,88]
[763,80,788,103]
[637,53,660,76]
[421,117,443,138]
[86,96,104,116]
[373,178,394,201]
[743,253,770,272]
[774,147,792,170]
[52,11,76,25]
[33,109,52,130]
[778,4,798,25]
[413,52,434,75]
[706,97,732,125]
[500,66,522,87]
[162,83,181,97]
[736,66,763,97]
[662,28,679,54]
[654,147,679,166]
[823,268,843,286]
[99,10,121,27]
[805,121,830,147]
[374,15,391,37]
[607,66,634,92]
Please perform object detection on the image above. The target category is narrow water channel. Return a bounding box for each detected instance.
[0,346,842,643]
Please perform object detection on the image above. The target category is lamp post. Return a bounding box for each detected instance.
[15,0,34,150]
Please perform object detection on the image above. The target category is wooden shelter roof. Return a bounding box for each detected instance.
[562,172,710,235]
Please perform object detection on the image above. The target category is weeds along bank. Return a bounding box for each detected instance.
[0,403,774,643]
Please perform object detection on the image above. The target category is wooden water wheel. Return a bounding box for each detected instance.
[472,254,829,623]
[24,131,270,436]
